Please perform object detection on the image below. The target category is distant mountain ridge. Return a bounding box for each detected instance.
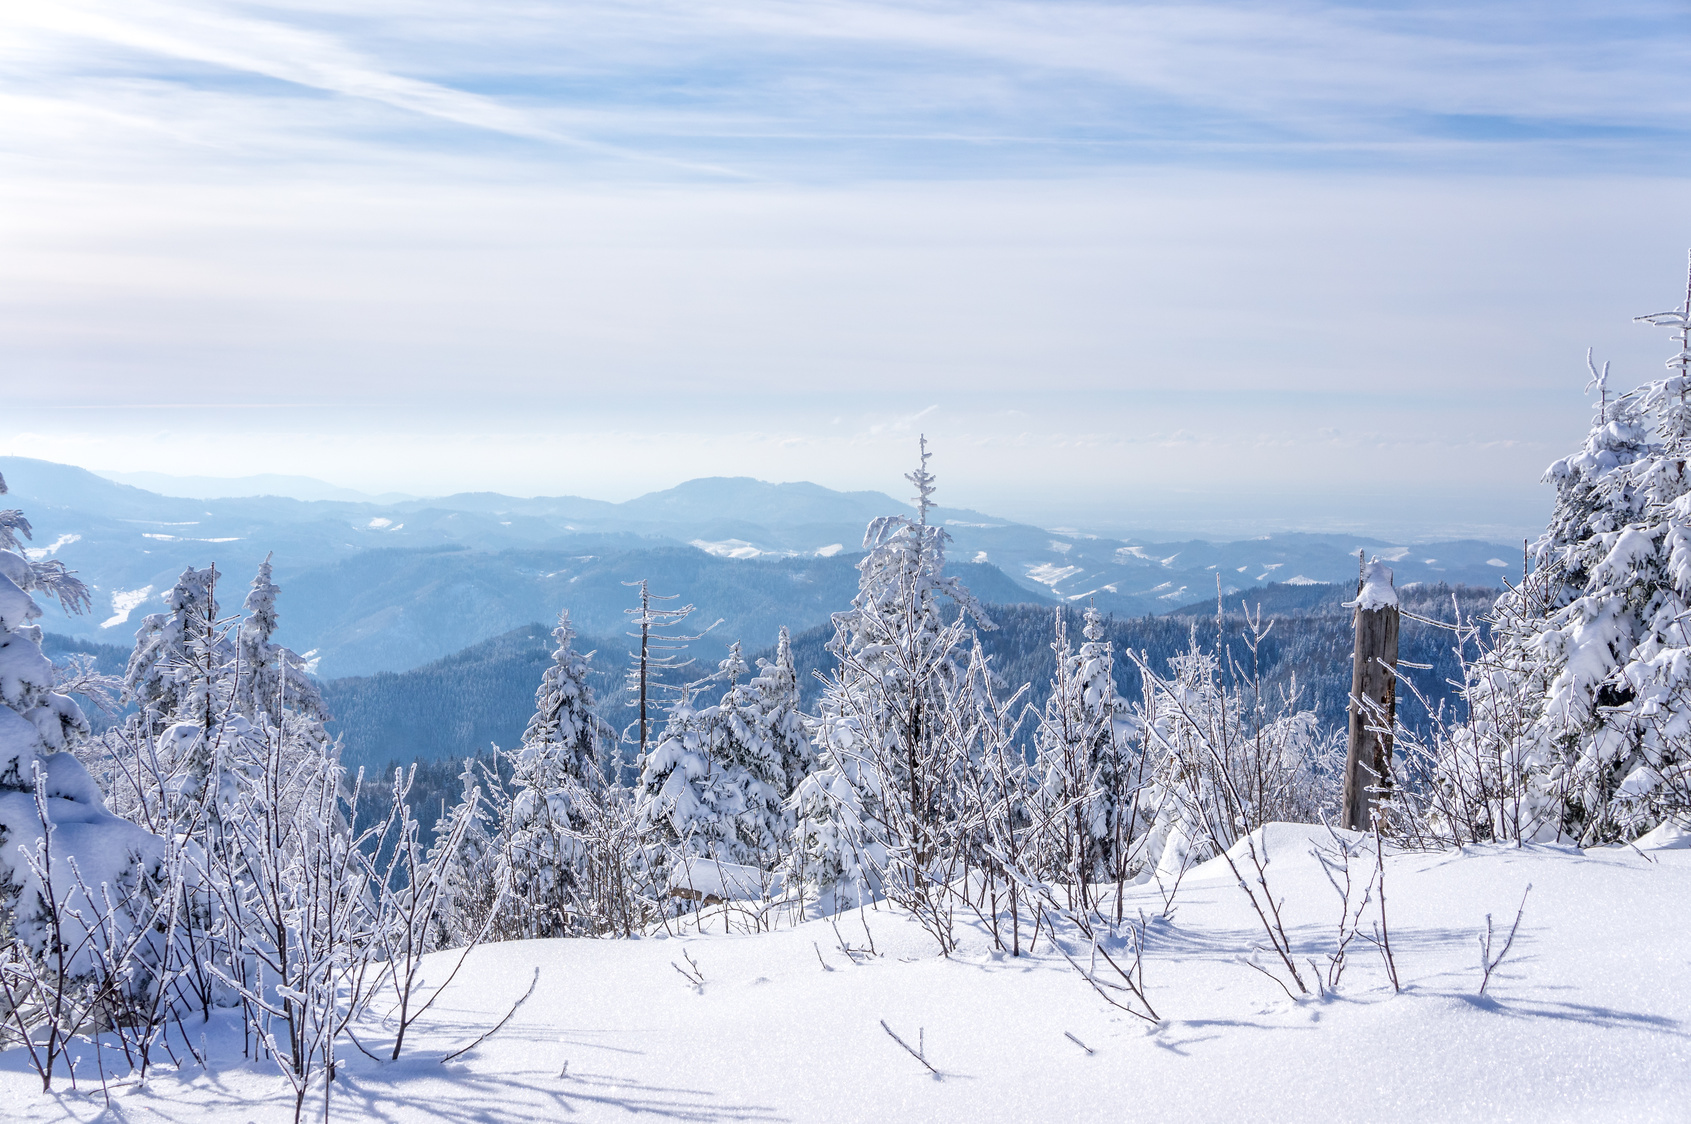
[98,470,418,505]
[3,455,1523,677]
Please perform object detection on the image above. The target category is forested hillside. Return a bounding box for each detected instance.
[316,579,1500,841]
[782,582,1498,739]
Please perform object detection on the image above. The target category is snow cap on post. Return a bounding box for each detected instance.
[1349,557,1398,612]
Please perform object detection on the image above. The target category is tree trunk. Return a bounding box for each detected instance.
[1343,587,1399,831]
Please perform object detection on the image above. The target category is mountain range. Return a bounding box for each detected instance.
[2,456,1522,678]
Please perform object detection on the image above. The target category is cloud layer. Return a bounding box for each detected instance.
[3,1,1690,537]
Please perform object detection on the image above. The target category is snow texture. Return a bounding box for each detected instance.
[667,855,782,901]
[5,826,1688,1122]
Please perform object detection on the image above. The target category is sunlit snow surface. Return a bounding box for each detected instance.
[689,539,796,560]
[6,825,1689,1122]
[21,534,79,562]
[99,585,155,629]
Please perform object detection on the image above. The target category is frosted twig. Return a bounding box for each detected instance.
[879,1019,938,1076]
[671,948,705,989]
[440,968,538,1063]
[1478,884,1531,996]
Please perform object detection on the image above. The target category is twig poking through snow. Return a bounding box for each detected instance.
[1064,1032,1094,1056]
[672,948,705,990]
[1372,821,1401,993]
[813,942,835,972]
[879,1020,938,1077]
[1478,885,1531,997]
[440,968,538,1064]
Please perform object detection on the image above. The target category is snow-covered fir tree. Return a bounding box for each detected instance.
[789,439,990,914]
[1441,267,1691,843]
[124,564,233,732]
[0,472,170,1018]
[633,650,747,863]
[113,559,331,841]
[1033,606,1139,901]
[639,632,811,865]
[750,626,814,818]
[232,553,328,729]
[496,611,609,938]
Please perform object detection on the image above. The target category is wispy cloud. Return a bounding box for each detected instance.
[12,0,751,175]
[2,1,1687,535]
[20,1,555,137]
[5,0,1688,179]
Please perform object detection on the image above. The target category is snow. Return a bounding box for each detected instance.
[1632,817,1691,849]
[21,533,79,561]
[1350,558,1398,611]
[7,828,1689,1122]
[1486,558,1508,567]
[141,532,241,543]
[690,538,794,560]
[668,855,784,901]
[1284,575,1319,585]
[100,585,155,629]
[0,754,168,978]
[816,543,844,557]
[1025,562,1083,587]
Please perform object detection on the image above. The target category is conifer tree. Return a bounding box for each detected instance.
[635,629,816,878]
[0,472,169,1033]
[232,553,327,729]
[124,564,233,732]
[634,665,739,861]
[750,626,814,822]
[789,438,990,915]
[1033,606,1137,906]
[1442,261,1691,843]
[497,611,610,938]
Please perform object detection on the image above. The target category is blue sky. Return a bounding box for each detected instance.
[4,1,1690,538]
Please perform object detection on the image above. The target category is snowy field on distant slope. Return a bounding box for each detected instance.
[6,825,1688,1124]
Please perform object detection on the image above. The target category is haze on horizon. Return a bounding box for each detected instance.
[4,0,1690,541]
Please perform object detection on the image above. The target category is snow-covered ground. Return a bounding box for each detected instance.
[7,825,1689,1123]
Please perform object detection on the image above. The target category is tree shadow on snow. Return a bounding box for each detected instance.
[1437,992,1685,1035]
[332,1060,789,1124]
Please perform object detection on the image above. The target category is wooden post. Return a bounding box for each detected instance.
[1343,555,1399,832]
